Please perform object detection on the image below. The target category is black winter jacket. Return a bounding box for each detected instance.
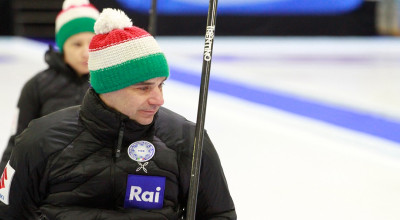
[3,89,236,220]
[0,47,89,172]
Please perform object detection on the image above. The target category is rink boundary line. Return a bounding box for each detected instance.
[169,66,400,144]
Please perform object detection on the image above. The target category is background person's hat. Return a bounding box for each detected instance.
[55,0,99,53]
[88,8,169,94]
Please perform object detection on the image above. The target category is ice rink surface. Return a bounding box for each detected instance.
[1,36,400,219]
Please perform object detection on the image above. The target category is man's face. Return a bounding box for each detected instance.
[63,32,94,76]
[99,77,166,125]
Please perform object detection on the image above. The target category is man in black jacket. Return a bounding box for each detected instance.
[0,0,100,172]
[0,8,236,220]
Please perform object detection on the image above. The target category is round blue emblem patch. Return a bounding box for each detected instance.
[127,141,155,162]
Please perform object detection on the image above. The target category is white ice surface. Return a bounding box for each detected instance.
[1,36,400,220]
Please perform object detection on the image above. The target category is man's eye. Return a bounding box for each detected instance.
[138,87,149,91]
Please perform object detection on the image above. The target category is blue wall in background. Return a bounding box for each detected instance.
[116,0,363,15]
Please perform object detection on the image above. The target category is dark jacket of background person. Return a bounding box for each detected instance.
[0,47,90,172]
[4,88,236,220]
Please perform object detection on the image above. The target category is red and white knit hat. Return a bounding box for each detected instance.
[88,8,169,94]
[55,0,99,52]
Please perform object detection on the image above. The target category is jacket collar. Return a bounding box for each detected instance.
[79,88,155,147]
[45,47,89,84]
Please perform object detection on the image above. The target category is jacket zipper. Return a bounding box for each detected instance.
[112,121,125,209]
[115,121,125,158]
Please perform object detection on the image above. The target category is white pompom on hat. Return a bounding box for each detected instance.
[94,8,133,34]
[62,0,89,9]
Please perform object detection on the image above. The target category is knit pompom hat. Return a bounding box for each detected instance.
[88,8,169,94]
[55,0,99,53]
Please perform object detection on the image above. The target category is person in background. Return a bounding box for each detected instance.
[0,0,99,171]
[0,8,236,220]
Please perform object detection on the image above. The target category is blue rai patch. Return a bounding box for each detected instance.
[124,175,166,209]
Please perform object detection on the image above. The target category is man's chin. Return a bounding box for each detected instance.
[135,116,154,126]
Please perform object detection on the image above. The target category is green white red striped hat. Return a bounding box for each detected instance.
[88,8,169,94]
[55,0,99,53]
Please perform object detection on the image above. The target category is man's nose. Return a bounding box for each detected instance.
[149,88,164,106]
[83,46,89,59]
